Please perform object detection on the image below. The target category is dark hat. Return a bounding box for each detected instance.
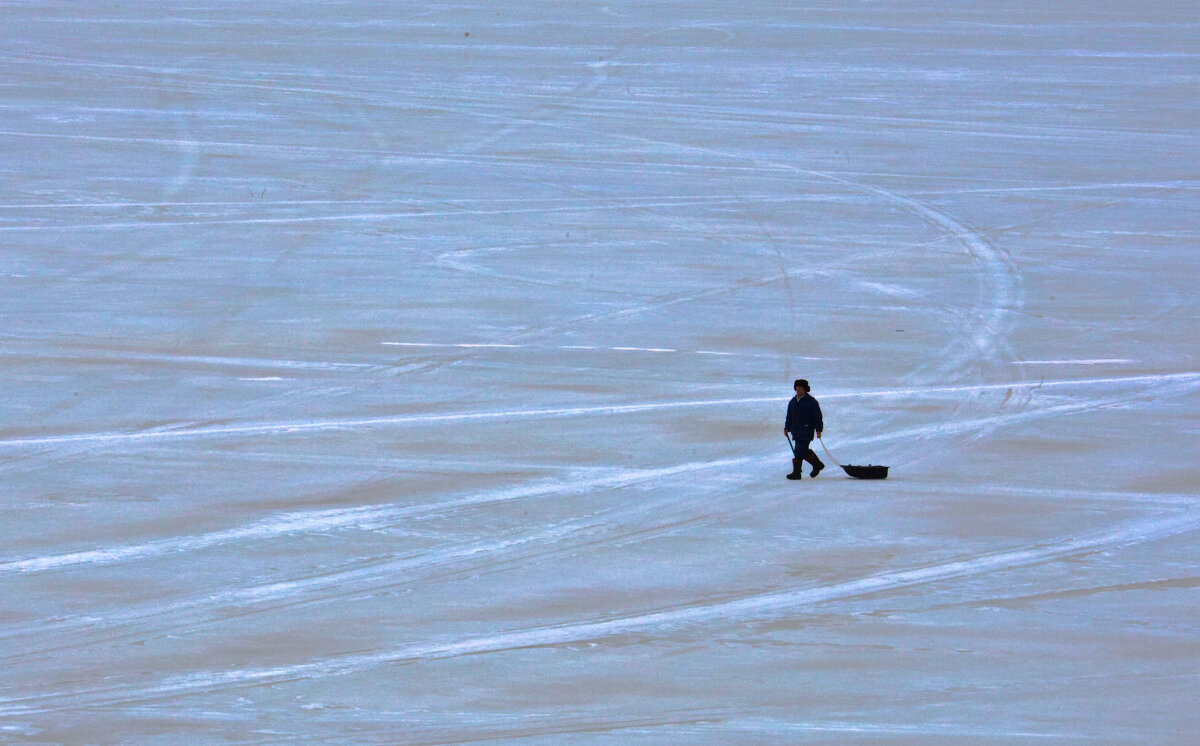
[793,379,810,391]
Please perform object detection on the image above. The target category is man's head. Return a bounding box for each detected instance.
[794,379,810,394]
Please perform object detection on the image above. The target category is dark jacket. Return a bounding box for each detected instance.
[785,393,823,441]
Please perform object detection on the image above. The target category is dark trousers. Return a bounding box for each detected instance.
[795,438,823,468]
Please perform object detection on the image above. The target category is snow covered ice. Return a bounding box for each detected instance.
[1,1,1199,743]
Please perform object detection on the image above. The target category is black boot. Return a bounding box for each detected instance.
[786,458,802,480]
[805,449,824,478]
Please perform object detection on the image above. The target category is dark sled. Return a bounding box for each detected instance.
[841,464,889,480]
[818,436,890,480]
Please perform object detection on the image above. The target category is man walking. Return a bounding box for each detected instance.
[784,379,825,480]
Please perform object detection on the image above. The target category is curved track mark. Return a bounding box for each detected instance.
[0,458,747,576]
[0,371,1191,454]
[3,504,1196,717]
[0,458,765,660]
[4,373,1195,662]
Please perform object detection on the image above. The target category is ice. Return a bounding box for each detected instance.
[2,1,1199,743]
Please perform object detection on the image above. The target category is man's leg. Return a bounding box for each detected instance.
[803,443,825,477]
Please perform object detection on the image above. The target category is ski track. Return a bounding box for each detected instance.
[5,53,1021,403]
[2,504,1196,717]
[5,44,1197,143]
[345,87,1027,388]
[6,477,1195,666]
[849,181,1022,382]
[1,20,650,425]
[2,373,1195,666]
[0,371,1192,453]
[0,458,747,576]
[320,98,1025,388]
[401,715,1098,744]
[0,348,382,373]
[0,458,763,660]
[4,12,1191,732]
[3,38,1021,427]
[419,91,1026,387]
[580,128,1025,383]
[0,195,844,233]
[0,193,792,212]
[370,266,818,383]
[246,712,1085,744]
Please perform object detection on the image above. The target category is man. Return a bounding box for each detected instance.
[784,379,825,480]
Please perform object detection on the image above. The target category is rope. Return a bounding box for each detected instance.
[817,435,844,468]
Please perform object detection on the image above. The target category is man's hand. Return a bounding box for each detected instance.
[817,431,823,438]
[783,428,789,437]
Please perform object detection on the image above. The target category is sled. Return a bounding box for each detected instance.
[819,436,889,480]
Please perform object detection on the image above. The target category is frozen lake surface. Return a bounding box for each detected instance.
[2,1,1199,743]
